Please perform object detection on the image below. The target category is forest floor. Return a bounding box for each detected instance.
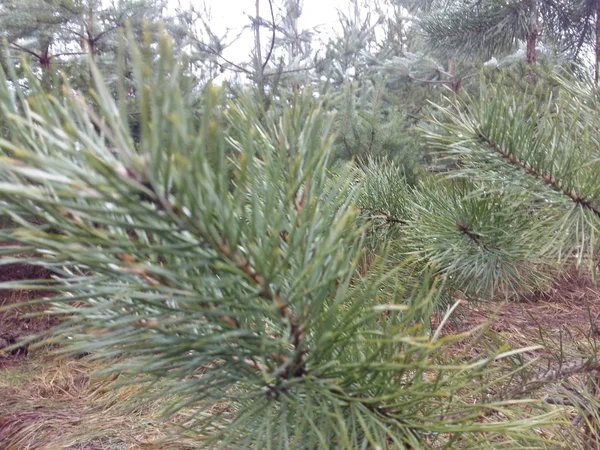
[452,269,600,349]
[1,266,600,449]
[0,263,198,450]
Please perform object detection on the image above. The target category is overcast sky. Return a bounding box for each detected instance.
[172,0,346,30]
[170,0,348,61]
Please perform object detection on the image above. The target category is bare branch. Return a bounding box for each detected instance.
[188,35,252,75]
[90,24,122,44]
[9,42,41,60]
[261,0,277,73]
[49,52,87,60]
[506,358,600,400]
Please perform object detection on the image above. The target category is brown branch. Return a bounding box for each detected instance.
[49,52,87,60]
[478,132,600,219]
[189,36,252,75]
[9,43,41,60]
[67,29,87,41]
[261,0,276,73]
[118,166,307,380]
[360,207,406,225]
[441,357,600,424]
[505,358,600,400]
[91,25,121,44]
[457,220,486,249]
[216,241,306,378]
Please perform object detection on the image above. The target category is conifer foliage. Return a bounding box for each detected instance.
[424,78,600,274]
[3,0,600,448]
[1,32,594,448]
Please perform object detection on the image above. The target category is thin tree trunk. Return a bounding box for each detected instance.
[40,46,51,72]
[595,0,600,84]
[526,33,537,65]
[526,0,538,66]
[88,2,95,61]
[39,44,52,92]
[254,0,265,104]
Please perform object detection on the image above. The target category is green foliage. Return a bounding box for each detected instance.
[421,0,533,61]
[0,32,583,449]
[354,159,552,300]
[3,1,600,448]
[334,79,422,184]
[424,79,600,273]
[419,0,579,67]
[405,180,551,299]
[357,158,412,225]
[0,0,171,94]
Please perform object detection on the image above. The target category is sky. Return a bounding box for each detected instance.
[170,0,348,62]
[172,0,346,30]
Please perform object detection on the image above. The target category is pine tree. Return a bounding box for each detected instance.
[5,31,600,448]
[419,0,575,71]
[559,0,600,83]
[5,2,600,447]
[0,0,169,89]
[0,0,78,75]
[421,74,600,276]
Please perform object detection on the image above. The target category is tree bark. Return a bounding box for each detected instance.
[254,0,265,104]
[526,0,538,66]
[594,0,600,84]
[40,45,51,72]
[87,2,96,61]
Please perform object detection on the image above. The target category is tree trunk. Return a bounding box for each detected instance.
[87,2,96,62]
[595,0,600,84]
[525,0,539,83]
[526,0,538,66]
[526,32,537,65]
[254,0,266,104]
[40,46,51,72]
[88,38,96,61]
[39,44,53,92]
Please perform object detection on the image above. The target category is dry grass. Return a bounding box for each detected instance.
[433,269,600,354]
[0,351,201,449]
[0,259,202,449]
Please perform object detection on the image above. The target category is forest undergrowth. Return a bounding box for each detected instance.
[2,264,599,449]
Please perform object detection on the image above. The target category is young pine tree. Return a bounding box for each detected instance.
[1,32,600,449]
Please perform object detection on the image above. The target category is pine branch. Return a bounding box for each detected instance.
[261,0,276,73]
[441,357,600,424]
[216,240,306,378]
[457,220,486,248]
[189,35,252,74]
[121,166,308,380]
[477,131,600,219]
[1,30,589,447]
[359,207,406,225]
[506,358,600,399]
[9,42,41,60]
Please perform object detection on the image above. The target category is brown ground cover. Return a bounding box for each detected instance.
[0,263,198,450]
